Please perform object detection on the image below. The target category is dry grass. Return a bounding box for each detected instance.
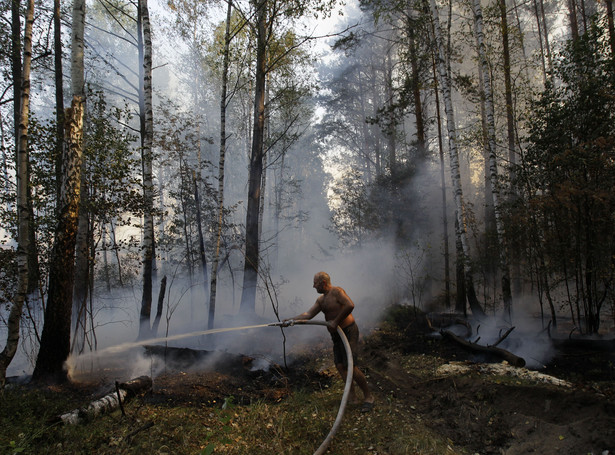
[1,370,461,455]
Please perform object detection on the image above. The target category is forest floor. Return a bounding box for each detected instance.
[2,305,615,454]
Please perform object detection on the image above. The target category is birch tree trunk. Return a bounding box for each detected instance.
[209,0,232,328]
[408,20,426,158]
[32,0,85,383]
[606,0,614,59]
[72,0,90,343]
[193,171,209,300]
[0,0,34,387]
[138,0,156,339]
[427,0,485,318]
[500,0,522,297]
[432,56,451,309]
[54,0,64,204]
[472,0,513,319]
[239,0,267,315]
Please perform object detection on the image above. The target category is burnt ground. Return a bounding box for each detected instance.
[128,308,615,455]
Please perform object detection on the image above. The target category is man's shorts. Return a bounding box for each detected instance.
[330,321,359,368]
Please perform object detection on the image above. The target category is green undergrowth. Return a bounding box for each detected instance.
[1,378,460,455]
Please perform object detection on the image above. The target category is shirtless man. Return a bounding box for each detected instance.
[286,271,374,411]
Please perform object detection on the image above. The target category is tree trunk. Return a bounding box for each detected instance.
[151,276,167,337]
[193,171,209,301]
[472,0,513,319]
[54,0,64,205]
[32,0,85,383]
[427,0,485,318]
[567,0,580,40]
[500,0,522,298]
[409,23,426,158]
[432,56,450,308]
[207,0,233,330]
[32,98,85,384]
[538,0,552,70]
[239,0,267,315]
[0,0,34,388]
[138,0,155,339]
[441,330,526,367]
[384,49,396,174]
[58,376,152,424]
[606,0,615,60]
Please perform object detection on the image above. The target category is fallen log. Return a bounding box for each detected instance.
[426,313,472,338]
[59,376,152,424]
[441,330,526,367]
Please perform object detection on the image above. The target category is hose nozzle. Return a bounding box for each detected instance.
[268,319,295,328]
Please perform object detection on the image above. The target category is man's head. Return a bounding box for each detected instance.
[313,271,331,294]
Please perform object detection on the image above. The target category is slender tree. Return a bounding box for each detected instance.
[239,0,267,315]
[31,0,86,383]
[209,0,234,329]
[472,0,513,319]
[426,0,485,318]
[138,0,156,339]
[0,0,34,387]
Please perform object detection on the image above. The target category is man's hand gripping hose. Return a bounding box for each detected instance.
[268,319,354,455]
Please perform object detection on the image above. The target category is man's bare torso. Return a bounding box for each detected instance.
[317,286,355,329]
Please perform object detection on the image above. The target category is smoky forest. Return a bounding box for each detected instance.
[1,0,615,415]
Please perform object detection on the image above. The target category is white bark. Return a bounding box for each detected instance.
[60,389,128,424]
[138,0,155,339]
[59,376,152,424]
[427,0,485,317]
[0,0,34,387]
[472,0,512,317]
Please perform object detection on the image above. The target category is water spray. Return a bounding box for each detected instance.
[68,320,354,455]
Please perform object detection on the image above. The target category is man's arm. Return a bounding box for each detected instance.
[286,301,321,321]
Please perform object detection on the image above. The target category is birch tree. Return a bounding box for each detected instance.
[426,0,485,318]
[137,0,156,340]
[209,0,234,329]
[471,0,512,318]
[0,0,34,387]
[31,0,86,383]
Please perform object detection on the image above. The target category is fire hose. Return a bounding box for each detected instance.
[268,319,354,455]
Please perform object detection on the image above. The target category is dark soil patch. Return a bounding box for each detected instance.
[361,308,615,454]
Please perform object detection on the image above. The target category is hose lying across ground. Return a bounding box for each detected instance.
[268,320,354,455]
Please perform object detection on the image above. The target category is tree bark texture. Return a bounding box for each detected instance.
[442,330,526,367]
[33,0,85,379]
[240,0,267,314]
[472,0,513,318]
[0,0,34,387]
[32,98,85,384]
[432,56,451,308]
[138,0,156,339]
[58,376,152,424]
[193,172,209,300]
[54,0,65,205]
[427,0,485,318]
[71,0,90,356]
[209,0,233,329]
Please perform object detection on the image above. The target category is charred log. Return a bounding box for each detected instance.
[441,330,526,367]
[427,313,473,338]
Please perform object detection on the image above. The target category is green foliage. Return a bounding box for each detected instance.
[329,169,378,248]
[513,22,615,333]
